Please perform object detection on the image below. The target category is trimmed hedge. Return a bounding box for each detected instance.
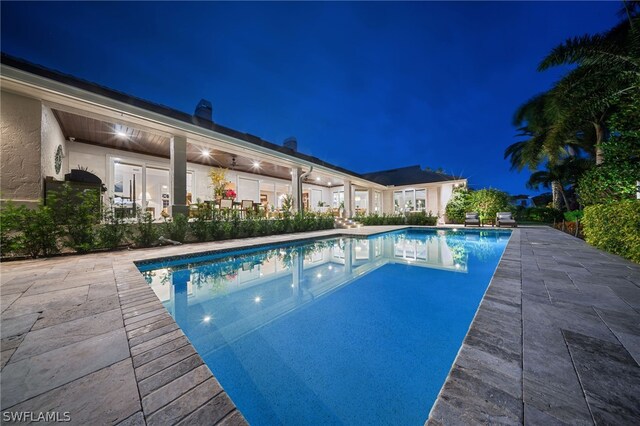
[356,212,437,226]
[582,200,640,264]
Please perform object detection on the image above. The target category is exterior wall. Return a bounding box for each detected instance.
[41,105,67,180]
[381,180,466,223]
[0,90,42,206]
[65,141,332,211]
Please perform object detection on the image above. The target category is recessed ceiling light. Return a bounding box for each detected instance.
[201,148,211,157]
[252,161,261,169]
[116,131,127,138]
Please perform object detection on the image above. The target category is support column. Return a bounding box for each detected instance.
[344,239,353,276]
[368,189,374,214]
[291,167,302,213]
[343,180,352,218]
[171,269,190,325]
[170,135,188,217]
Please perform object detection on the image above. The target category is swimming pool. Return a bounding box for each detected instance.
[139,228,511,425]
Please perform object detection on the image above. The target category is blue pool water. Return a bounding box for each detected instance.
[138,228,510,425]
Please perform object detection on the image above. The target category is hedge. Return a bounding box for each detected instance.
[355,212,437,226]
[582,200,640,264]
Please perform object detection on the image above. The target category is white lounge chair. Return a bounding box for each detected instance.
[464,212,480,227]
[496,212,517,227]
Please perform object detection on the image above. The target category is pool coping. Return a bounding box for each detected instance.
[2,225,639,424]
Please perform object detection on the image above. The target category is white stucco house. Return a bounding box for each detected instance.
[0,54,466,222]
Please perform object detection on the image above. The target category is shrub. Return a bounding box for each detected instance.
[577,111,640,207]
[406,211,438,226]
[445,186,472,223]
[98,204,127,249]
[582,200,640,263]
[563,210,583,222]
[469,188,512,222]
[50,183,101,253]
[0,201,25,257]
[356,212,437,226]
[514,206,563,223]
[163,213,189,243]
[133,211,159,247]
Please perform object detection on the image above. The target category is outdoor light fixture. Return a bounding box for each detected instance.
[201,148,211,157]
[316,177,321,181]
[252,161,261,169]
[116,131,127,138]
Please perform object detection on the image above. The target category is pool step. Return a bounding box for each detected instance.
[334,217,362,229]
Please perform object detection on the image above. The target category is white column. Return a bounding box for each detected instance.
[368,189,374,214]
[170,135,188,216]
[291,167,301,213]
[343,180,352,218]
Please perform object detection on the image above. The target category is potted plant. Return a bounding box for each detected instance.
[208,167,229,200]
[224,189,236,200]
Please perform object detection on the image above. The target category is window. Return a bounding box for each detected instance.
[333,191,344,208]
[354,190,368,214]
[416,189,426,212]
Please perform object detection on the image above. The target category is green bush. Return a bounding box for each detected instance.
[445,186,472,223]
[563,210,583,222]
[356,212,437,226]
[469,188,512,222]
[163,213,189,243]
[0,201,62,258]
[514,206,563,223]
[133,211,159,247]
[50,183,101,253]
[582,200,640,263]
[98,204,127,249]
[577,111,640,206]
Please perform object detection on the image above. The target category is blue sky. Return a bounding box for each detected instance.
[1,1,621,194]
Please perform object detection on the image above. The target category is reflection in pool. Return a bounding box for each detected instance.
[139,228,510,425]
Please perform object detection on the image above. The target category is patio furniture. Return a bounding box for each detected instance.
[464,212,480,227]
[496,212,517,227]
[240,199,254,218]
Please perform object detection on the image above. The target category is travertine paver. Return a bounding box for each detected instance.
[0,227,398,425]
[427,226,640,425]
[1,225,639,425]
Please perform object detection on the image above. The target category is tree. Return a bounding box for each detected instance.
[444,186,472,223]
[505,94,588,209]
[577,103,640,206]
[469,189,511,223]
[538,10,640,164]
[526,157,592,211]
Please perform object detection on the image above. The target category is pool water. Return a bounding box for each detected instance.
[139,228,510,425]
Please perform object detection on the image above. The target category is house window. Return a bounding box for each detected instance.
[416,189,426,212]
[333,191,344,208]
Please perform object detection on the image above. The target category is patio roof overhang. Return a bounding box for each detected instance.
[0,57,387,190]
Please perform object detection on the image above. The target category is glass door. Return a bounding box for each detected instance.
[113,161,143,218]
[145,167,170,220]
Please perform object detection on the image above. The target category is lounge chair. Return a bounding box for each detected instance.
[464,212,480,227]
[496,212,517,227]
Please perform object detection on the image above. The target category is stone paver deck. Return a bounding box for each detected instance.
[1,226,639,425]
[0,227,399,425]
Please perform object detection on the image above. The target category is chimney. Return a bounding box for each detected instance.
[283,136,297,152]
[194,99,213,122]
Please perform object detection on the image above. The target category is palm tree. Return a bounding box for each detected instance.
[505,94,589,209]
[526,157,593,211]
[538,9,640,164]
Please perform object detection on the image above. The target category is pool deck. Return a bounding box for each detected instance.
[1,225,639,425]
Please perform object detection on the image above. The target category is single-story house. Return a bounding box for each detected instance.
[0,53,466,222]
